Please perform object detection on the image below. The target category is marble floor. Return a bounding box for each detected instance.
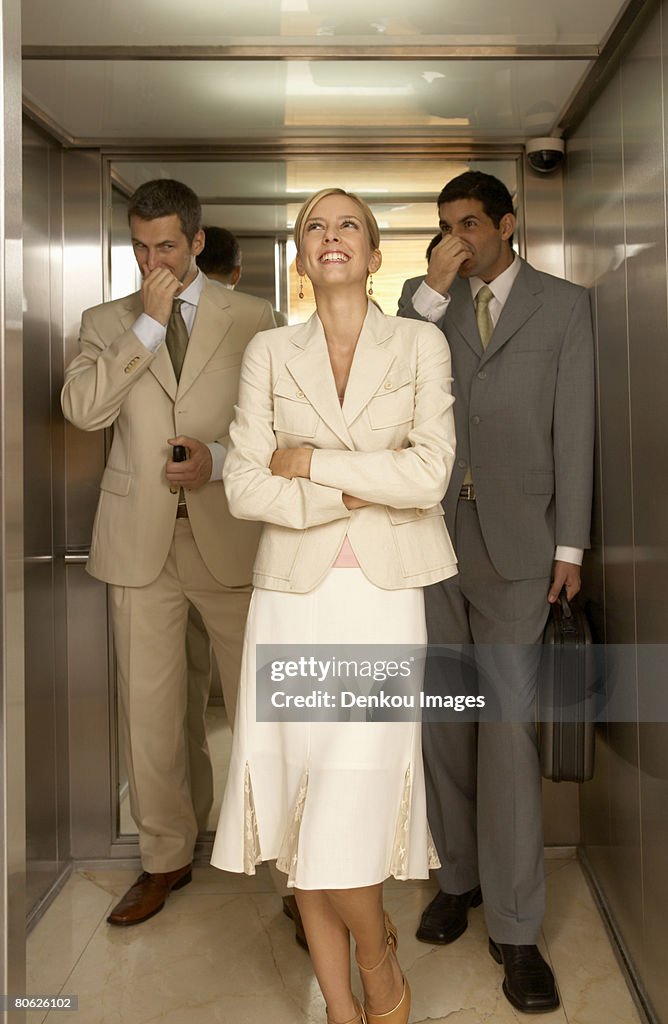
[26,855,643,1024]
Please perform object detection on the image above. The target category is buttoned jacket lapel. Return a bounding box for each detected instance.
[446,259,544,364]
[446,276,483,357]
[177,279,234,398]
[480,259,543,364]
[285,315,354,449]
[341,303,395,428]
[285,302,395,451]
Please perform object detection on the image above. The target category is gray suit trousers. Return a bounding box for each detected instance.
[423,499,551,944]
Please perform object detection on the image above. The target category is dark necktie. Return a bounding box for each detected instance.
[165,298,188,381]
[475,285,494,349]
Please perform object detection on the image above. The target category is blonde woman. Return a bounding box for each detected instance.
[212,188,457,1024]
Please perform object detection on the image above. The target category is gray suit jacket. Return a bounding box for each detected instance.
[398,259,594,580]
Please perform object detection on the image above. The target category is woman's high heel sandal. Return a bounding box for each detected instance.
[326,997,367,1024]
[356,913,411,1024]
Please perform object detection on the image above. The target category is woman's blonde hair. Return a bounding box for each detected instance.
[293,188,380,253]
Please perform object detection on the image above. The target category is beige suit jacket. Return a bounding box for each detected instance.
[223,301,458,593]
[62,278,275,587]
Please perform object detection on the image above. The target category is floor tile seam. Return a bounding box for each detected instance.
[30,878,115,996]
[253,892,300,1002]
[409,1012,479,1023]
[544,858,578,878]
[539,925,575,1024]
[36,909,110,1024]
[404,941,500,981]
[542,920,642,1024]
[540,925,558,967]
[77,868,140,899]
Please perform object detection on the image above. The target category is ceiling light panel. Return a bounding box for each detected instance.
[23,59,590,140]
[22,0,627,45]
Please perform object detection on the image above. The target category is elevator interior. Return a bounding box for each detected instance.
[8,0,668,1020]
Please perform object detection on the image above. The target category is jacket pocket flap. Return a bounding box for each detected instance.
[387,504,444,525]
[273,375,309,402]
[100,466,131,496]
[373,364,413,396]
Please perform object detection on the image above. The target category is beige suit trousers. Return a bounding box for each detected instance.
[111,519,250,872]
[185,603,215,831]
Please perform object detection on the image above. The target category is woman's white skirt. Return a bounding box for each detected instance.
[211,568,439,890]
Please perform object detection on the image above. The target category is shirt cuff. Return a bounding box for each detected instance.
[208,442,226,481]
[554,546,583,565]
[412,280,451,322]
[132,313,167,353]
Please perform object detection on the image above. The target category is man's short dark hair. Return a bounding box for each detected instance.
[438,171,515,242]
[127,179,201,244]
[196,227,241,277]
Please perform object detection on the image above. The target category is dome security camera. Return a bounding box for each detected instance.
[526,137,565,173]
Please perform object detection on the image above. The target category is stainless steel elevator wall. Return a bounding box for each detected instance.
[2,0,26,1009]
[60,151,117,864]
[564,3,668,1020]
[23,134,117,924]
[22,120,69,918]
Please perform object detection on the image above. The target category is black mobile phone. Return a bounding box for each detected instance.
[172,444,188,462]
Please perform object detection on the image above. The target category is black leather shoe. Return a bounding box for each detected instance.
[489,939,560,1014]
[416,886,483,944]
[282,895,309,952]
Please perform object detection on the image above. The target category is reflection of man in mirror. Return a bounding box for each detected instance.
[62,179,275,926]
[399,170,594,1014]
[197,224,288,324]
[395,231,443,313]
[197,225,243,289]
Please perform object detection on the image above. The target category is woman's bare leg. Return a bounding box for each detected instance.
[295,884,403,1020]
[295,889,356,1022]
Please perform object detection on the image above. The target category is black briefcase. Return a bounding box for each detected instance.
[538,593,596,783]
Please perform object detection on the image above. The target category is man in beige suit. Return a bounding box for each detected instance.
[62,179,275,925]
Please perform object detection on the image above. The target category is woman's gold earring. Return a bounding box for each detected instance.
[368,275,374,297]
[298,277,305,300]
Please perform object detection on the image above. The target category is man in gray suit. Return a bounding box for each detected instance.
[398,171,594,1013]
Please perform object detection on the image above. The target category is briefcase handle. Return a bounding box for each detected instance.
[556,589,577,634]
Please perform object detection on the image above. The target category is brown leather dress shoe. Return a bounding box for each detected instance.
[107,864,192,926]
[282,895,309,951]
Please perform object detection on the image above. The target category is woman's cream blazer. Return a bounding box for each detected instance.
[223,301,458,593]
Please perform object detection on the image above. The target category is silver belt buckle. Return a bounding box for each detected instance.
[459,483,476,501]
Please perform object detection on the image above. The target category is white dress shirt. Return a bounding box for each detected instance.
[132,270,225,480]
[411,258,582,566]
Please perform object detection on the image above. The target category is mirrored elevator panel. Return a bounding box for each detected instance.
[23,120,70,918]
